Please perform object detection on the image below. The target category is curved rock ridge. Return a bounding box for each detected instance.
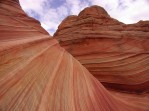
[54,5,123,38]
[0,0,49,41]
[78,5,109,17]
[54,5,149,93]
[0,1,149,111]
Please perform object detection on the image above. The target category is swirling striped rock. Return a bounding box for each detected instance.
[0,0,148,111]
[54,5,149,93]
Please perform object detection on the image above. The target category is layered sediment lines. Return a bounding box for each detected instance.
[54,5,149,93]
[0,0,149,110]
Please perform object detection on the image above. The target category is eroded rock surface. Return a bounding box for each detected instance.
[54,5,149,93]
[0,1,149,111]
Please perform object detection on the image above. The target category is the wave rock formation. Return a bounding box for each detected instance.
[0,0,149,111]
[54,5,149,94]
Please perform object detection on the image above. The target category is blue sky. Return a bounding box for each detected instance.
[19,0,149,35]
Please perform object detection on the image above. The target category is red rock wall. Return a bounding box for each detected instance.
[54,5,149,93]
[0,1,149,111]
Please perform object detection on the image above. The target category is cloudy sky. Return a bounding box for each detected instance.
[19,0,149,35]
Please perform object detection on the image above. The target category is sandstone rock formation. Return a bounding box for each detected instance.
[54,5,149,93]
[0,0,149,111]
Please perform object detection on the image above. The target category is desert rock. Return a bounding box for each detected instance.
[54,5,149,93]
[0,1,148,111]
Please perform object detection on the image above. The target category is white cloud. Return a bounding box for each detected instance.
[19,0,48,13]
[19,0,69,35]
[89,0,149,24]
[19,0,149,35]
[64,0,90,14]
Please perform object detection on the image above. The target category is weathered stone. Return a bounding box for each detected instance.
[0,1,149,110]
[54,5,149,93]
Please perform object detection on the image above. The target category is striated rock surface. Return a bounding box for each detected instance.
[54,5,149,93]
[0,1,149,111]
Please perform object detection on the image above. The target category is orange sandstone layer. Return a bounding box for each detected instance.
[54,5,149,93]
[0,0,148,111]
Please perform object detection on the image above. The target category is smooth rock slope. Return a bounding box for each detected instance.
[0,0,148,111]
